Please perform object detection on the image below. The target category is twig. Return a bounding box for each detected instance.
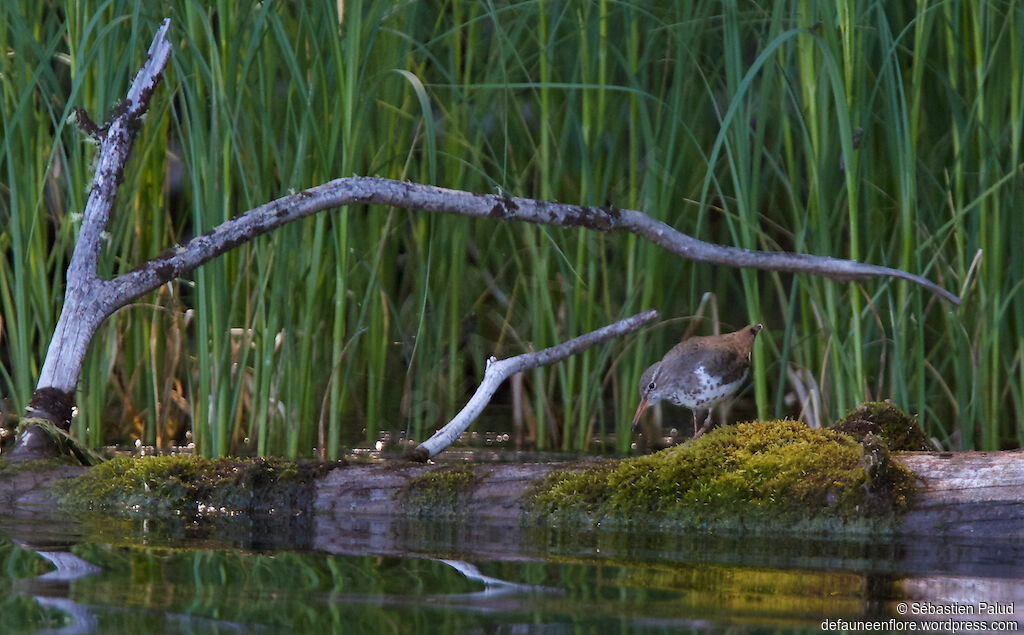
[407,310,659,461]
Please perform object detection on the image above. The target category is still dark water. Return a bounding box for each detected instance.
[2,462,1024,633]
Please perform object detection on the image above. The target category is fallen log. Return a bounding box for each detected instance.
[3,448,1024,540]
[897,451,1024,538]
[314,451,1024,541]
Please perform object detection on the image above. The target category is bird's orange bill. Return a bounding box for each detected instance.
[630,397,649,432]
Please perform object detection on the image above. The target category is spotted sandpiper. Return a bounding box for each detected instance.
[631,324,762,438]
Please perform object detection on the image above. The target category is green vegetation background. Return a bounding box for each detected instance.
[1,1,1021,457]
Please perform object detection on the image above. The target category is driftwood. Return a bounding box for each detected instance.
[409,310,658,460]
[3,451,1024,539]
[24,20,174,427]
[314,452,1024,540]
[17,18,960,456]
[897,451,1024,537]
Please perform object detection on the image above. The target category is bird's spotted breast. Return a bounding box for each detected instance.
[664,364,749,409]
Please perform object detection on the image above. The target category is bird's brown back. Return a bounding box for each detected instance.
[662,324,761,386]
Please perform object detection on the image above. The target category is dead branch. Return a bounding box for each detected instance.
[26,18,173,425]
[407,310,659,461]
[111,178,961,310]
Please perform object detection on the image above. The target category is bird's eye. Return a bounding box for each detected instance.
[647,381,656,391]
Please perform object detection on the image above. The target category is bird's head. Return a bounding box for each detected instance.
[631,362,662,431]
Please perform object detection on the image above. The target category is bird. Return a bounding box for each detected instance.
[631,323,762,439]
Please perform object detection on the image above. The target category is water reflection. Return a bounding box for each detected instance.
[0,505,1022,632]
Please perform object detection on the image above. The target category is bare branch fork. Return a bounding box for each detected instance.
[22,18,174,431]
[18,19,961,452]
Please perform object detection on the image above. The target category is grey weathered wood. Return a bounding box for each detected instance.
[410,310,658,460]
[312,452,1024,539]
[111,177,962,308]
[33,19,173,399]
[313,462,561,521]
[897,451,1024,538]
[0,464,86,511]
[4,457,1022,628]
[3,452,1024,540]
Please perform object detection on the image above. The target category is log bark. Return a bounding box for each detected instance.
[311,451,1024,540]
[3,451,1024,540]
[896,451,1024,538]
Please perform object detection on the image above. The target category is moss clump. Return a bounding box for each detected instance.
[398,465,478,518]
[831,401,931,451]
[857,433,917,515]
[0,457,79,474]
[51,455,340,518]
[524,420,916,533]
[12,418,104,465]
[521,461,619,524]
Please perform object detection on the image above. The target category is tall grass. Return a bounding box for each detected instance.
[1,1,1021,456]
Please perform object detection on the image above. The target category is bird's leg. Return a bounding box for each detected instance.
[694,409,714,439]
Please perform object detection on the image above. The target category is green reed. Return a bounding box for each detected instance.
[1,1,1021,456]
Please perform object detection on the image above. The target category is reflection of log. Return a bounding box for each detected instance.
[6,451,1024,540]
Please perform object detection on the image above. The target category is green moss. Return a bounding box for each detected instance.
[50,455,340,518]
[831,401,931,451]
[398,465,478,518]
[13,418,104,465]
[521,461,618,524]
[524,420,916,534]
[0,457,79,473]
